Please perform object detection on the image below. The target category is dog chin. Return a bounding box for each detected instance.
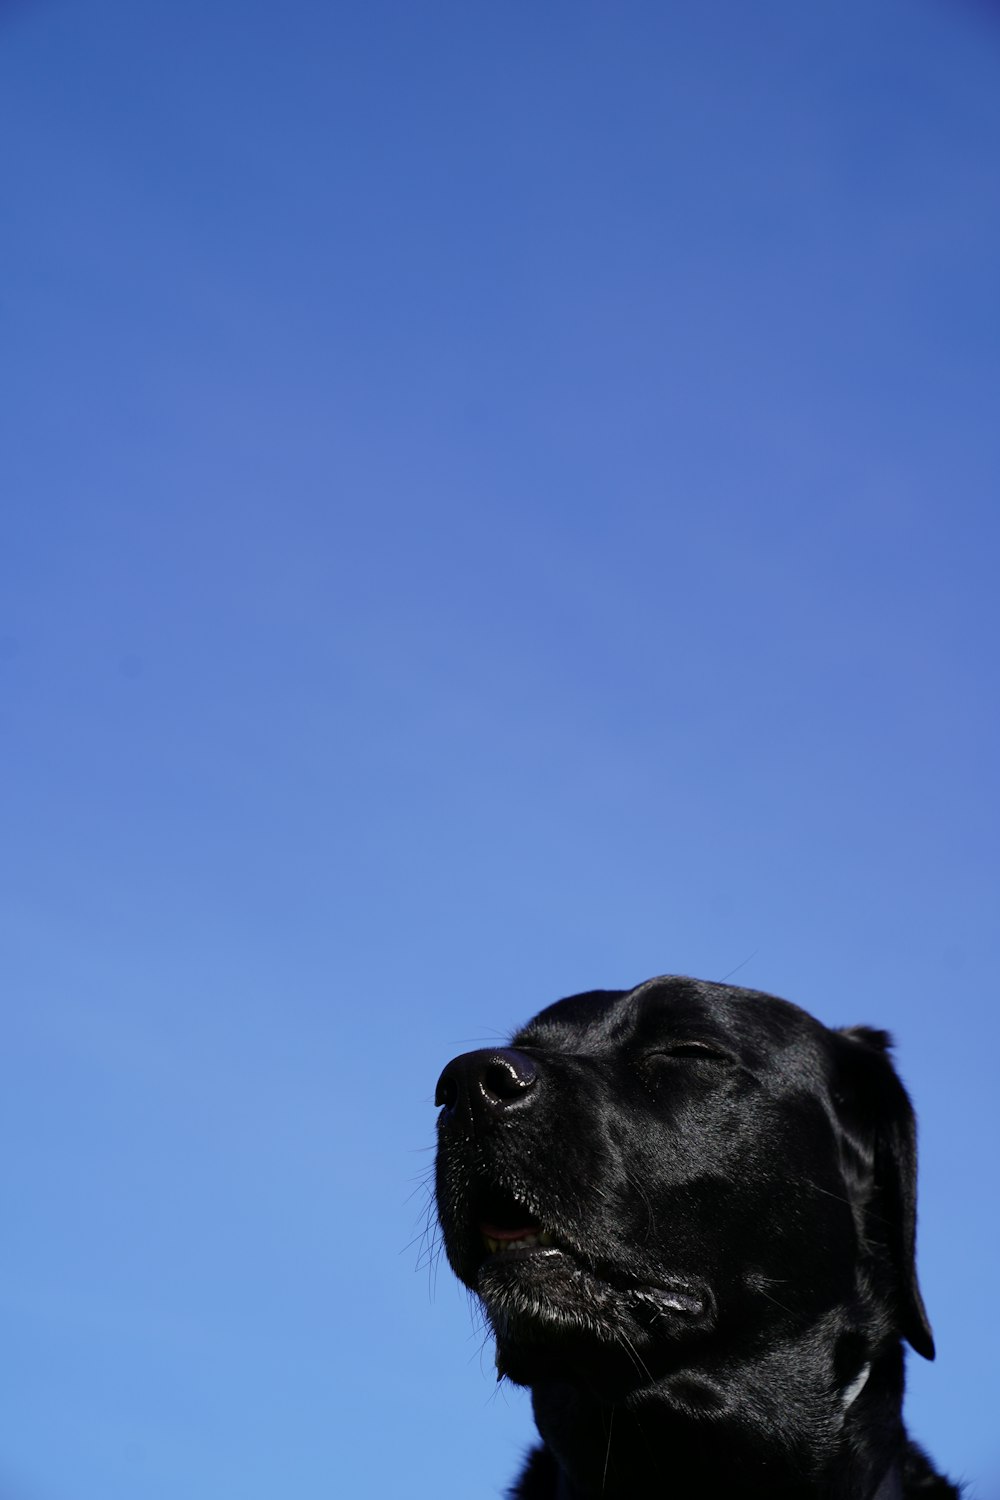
[478,1251,710,1386]
[479,1248,616,1332]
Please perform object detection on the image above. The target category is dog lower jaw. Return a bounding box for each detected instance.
[478,1248,708,1319]
[478,1251,711,1389]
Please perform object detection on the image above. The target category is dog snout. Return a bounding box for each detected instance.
[435,1047,539,1125]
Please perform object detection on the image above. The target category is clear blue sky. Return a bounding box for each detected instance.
[1,2,998,1496]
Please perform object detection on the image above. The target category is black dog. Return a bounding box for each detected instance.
[434,976,957,1498]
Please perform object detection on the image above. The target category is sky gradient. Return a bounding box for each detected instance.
[2,2,998,1496]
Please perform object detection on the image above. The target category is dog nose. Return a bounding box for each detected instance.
[435,1048,538,1124]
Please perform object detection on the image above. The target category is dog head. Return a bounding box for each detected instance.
[434,976,933,1403]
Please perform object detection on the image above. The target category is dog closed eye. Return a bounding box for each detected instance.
[643,1040,733,1062]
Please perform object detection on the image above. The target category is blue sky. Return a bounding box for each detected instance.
[1,1,998,1495]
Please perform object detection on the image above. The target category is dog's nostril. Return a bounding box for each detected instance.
[481,1052,537,1104]
[434,1066,460,1111]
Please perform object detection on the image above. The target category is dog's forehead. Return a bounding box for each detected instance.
[515,975,829,1059]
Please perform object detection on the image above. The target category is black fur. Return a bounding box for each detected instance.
[434,976,957,1498]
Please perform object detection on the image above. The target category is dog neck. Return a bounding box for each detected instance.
[527,1347,908,1500]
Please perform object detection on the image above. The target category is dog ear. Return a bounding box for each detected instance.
[833,1025,936,1360]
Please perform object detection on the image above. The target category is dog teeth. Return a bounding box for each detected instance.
[482,1229,556,1254]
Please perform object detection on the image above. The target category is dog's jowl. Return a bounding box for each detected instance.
[434,976,957,1498]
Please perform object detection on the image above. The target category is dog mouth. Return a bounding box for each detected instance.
[473,1184,564,1260]
[464,1181,708,1322]
[481,1224,558,1254]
